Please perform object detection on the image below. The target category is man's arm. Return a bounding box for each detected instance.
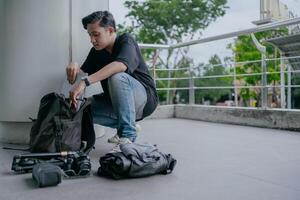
[88,61,127,84]
[69,61,127,107]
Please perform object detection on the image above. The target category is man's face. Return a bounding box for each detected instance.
[87,22,112,51]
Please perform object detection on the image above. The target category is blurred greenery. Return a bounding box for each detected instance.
[117,0,228,103]
[227,29,288,106]
[116,1,297,108]
[194,54,232,104]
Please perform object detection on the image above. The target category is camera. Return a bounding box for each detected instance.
[65,151,91,176]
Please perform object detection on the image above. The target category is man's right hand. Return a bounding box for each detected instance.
[66,62,80,84]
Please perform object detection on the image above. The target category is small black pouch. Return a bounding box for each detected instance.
[32,163,62,187]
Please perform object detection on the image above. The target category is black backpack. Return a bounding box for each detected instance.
[29,92,95,153]
[97,143,177,179]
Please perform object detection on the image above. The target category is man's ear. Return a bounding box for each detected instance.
[107,26,115,35]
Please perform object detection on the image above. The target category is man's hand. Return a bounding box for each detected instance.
[66,62,80,84]
[69,81,86,108]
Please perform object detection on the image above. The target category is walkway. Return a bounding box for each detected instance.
[1,118,300,200]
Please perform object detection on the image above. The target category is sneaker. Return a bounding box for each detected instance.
[107,134,120,144]
[135,123,142,133]
[110,137,132,153]
[107,124,142,144]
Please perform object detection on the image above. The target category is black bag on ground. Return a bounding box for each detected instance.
[29,92,95,153]
[32,163,62,187]
[97,143,177,179]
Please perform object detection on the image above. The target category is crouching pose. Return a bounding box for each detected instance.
[67,11,158,152]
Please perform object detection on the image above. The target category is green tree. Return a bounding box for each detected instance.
[194,54,232,104]
[118,0,228,103]
[153,54,192,103]
[228,30,288,106]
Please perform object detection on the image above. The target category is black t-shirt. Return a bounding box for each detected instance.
[81,33,158,118]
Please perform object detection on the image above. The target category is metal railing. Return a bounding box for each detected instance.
[138,17,300,109]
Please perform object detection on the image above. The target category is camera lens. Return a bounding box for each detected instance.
[73,152,91,176]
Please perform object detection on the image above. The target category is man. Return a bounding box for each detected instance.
[67,11,158,152]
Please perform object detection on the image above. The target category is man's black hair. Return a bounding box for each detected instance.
[82,11,116,31]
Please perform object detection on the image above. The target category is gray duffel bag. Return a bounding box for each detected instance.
[98,143,177,179]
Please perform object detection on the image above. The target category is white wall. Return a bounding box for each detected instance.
[0,0,108,143]
[71,0,109,64]
[0,0,3,96]
[0,0,70,122]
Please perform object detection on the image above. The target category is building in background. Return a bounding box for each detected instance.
[253,0,289,25]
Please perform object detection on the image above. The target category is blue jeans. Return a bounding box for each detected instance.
[91,72,147,142]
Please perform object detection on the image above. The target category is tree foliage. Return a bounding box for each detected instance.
[228,29,288,106]
[122,0,227,43]
[194,54,232,104]
[118,0,228,103]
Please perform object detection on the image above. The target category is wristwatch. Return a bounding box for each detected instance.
[81,76,91,87]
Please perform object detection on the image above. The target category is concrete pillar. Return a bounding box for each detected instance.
[0,0,109,144]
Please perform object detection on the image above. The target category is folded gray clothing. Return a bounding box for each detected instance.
[98,143,177,179]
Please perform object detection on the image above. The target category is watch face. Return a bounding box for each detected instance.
[83,77,90,86]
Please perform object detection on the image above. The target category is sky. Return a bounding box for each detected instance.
[109,0,300,65]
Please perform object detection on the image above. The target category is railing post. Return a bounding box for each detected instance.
[233,61,238,107]
[151,50,159,87]
[153,66,156,86]
[189,65,195,104]
[251,33,267,109]
[280,54,286,108]
[287,64,292,109]
[167,69,171,104]
[261,53,268,108]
